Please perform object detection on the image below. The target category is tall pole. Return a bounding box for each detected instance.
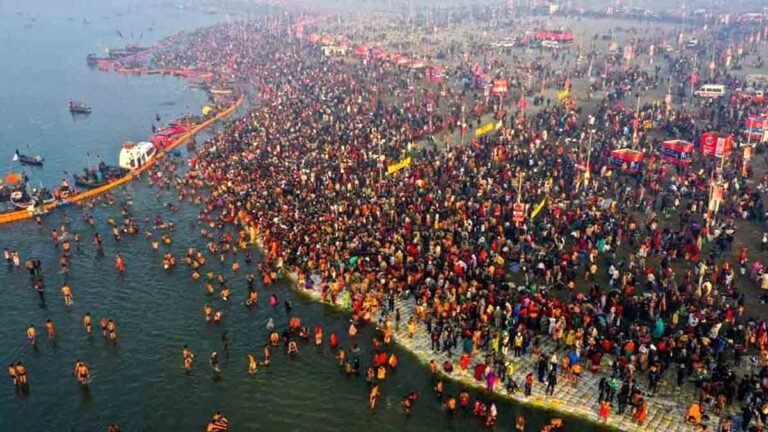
[691,52,697,98]
[584,129,594,190]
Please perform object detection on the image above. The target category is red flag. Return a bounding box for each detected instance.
[690,73,699,84]
[517,95,528,110]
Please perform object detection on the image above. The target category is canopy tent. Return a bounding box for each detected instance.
[424,66,444,82]
[369,47,386,58]
[610,148,645,173]
[491,78,509,95]
[744,115,768,142]
[661,140,694,166]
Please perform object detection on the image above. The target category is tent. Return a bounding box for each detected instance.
[661,140,694,166]
[610,148,645,173]
[369,47,385,58]
[424,66,444,82]
[744,115,768,142]
[491,78,509,95]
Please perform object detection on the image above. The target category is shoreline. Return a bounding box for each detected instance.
[0,95,243,226]
[241,230,649,431]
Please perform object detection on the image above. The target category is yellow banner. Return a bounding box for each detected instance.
[387,157,411,175]
[530,197,547,219]
[557,89,569,101]
[474,122,494,137]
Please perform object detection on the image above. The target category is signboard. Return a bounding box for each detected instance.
[512,203,526,223]
[700,132,733,157]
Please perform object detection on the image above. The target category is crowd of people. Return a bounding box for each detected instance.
[149,11,768,432]
[6,6,768,432]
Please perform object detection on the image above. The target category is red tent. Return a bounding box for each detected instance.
[491,79,509,95]
[369,47,385,58]
[610,148,645,172]
[424,66,444,82]
[661,140,694,166]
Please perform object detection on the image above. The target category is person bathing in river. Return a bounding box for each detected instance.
[182,345,194,372]
[74,360,90,385]
[261,344,271,366]
[287,340,299,356]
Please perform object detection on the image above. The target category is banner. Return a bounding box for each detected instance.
[474,121,501,137]
[387,157,411,174]
[512,203,526,223]
[492,79,509,95]
[700,132,733,157]
[530,197,547,219]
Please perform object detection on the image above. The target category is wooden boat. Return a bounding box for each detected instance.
[13,151,43,166]
[73,164,128,189]
[10,187,54,210]
[69,101,92,114]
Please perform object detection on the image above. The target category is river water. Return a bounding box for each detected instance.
[0,1,604,431]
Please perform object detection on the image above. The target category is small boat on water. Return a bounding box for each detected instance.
[69,100,92,114]
[73,163,128,189]
[10,187,55,210]
[13,150,43,166]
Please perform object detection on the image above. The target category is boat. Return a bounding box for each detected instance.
[69,101,92,114]
[86,53,108,66]
[13,150,44,166]
[73,163,128,189]
[10,187,54,210]
[118,141,156,171]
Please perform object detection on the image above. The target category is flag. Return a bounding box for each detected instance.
[557,88,569,101]
[530,197,547,219]
[12,152,18,162]
[474,122,496,137]
[387,157,411,175]
[517,95,528,110]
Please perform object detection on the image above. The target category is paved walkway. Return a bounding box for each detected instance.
[294,282,735,432]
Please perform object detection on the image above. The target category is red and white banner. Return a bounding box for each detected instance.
[700,132,733,157]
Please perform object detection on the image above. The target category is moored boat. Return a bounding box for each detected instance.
[13,150,44,166]
[69,100,92,114]
[10,187,54,210]
[119,141,156,171]
[73,163,128,189]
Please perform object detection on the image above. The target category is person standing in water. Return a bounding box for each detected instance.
[26,325,36,346]
[74,360,90,385]
[107,320,117,341]
[61,284,73,305]
[209,352,221,380]
[182,345,194,372]
[45,319,55,339]
[247,354,257,375]
[369,384,381,409]
[83,313,92,335]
